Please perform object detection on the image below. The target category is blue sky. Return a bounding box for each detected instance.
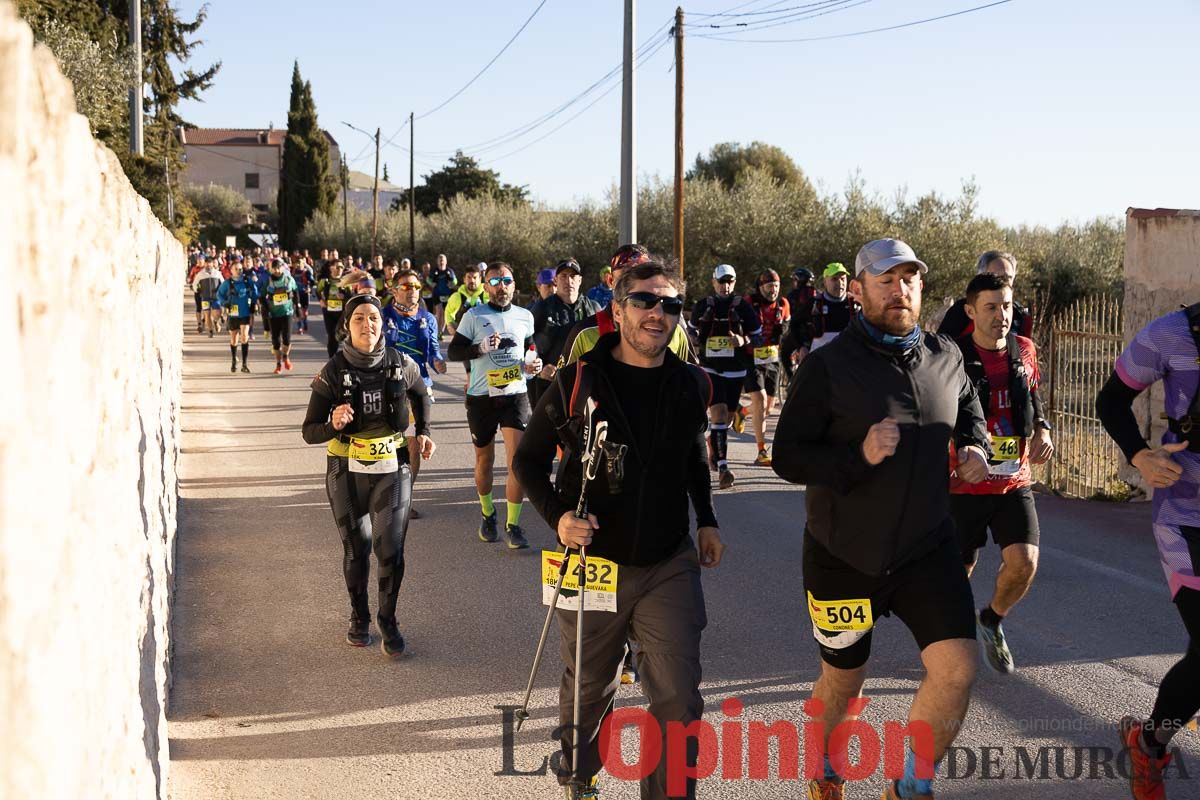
[176,0,1200,228]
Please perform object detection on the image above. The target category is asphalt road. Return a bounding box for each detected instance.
[167,307,1199,799]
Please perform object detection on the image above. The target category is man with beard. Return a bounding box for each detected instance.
[773,239,991,800]
[690,264,763,489]
[513,260,725,800]
[806,262,860,352]
[446,262,542,549]
[742,269,790,466]
[529,258,601,407]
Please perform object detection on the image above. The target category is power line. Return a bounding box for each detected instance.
[415,0,551,121]
[481,34,674,166]
[693,0,1014,42]
[688,0,874,35]
[407,17,674,160]
[690,0,791,20]
[690,0,859,23]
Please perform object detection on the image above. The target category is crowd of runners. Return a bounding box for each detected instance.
[187,238,1198,800]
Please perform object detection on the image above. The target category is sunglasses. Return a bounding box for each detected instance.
[487,276,514,286]
[623,291,684,316]
[397,282,422,290]
[716,277,736,285]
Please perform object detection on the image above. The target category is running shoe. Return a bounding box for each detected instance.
[409,506,421,520]
[230,363,237,373]
[273,363,282,375]
[881,781,933,799]
[731,408,746,434]
[1119,716,1171,800]
[240,364,250,373]
[806,778,844,799]
[755,448,772,466]
[283,357,293,371]
[976,611,1015,674]
[378,619,405,658]
[346,618,370,647]
[479,512,499,543]
[719,469,736,490]
[505,524,529,550]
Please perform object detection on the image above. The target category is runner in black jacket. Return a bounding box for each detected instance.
[513,261,724,800]
[773,238,991,800]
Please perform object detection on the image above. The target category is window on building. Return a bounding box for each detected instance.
[245,172,260,189]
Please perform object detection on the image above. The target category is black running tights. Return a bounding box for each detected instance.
[1149,585,1200,743]
[324,455,413,625]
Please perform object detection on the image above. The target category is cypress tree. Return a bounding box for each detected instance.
[278,63,334,248]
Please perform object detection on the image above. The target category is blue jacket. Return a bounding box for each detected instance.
[586,284,613,308]
[382,305,443,381]
[216,275,260,317]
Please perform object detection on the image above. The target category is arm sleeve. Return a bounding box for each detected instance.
[512,379,575,536]
[446,332,481,362]
[770,355,875,492]
[741,303,765,346]
[404,359,433,438]
[687,428,719,529]
[302,383,338,445]
[1097,370,1150,463]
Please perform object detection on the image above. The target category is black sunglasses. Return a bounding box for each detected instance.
[623,291,684,316]
[716,276,736,284]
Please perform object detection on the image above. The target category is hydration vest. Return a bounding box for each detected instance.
[333,351,411,437]
[954,333,1043,438]
[1166,302,1200,451]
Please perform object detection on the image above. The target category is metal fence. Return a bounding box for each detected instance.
[1035,294,1128,499]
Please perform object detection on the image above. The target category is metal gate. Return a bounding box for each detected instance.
[1038,294,1127,499]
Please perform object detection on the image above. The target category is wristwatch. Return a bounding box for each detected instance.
[1035,418,1053,432]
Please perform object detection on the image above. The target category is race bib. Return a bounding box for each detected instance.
[542,550,618,613]
[201,300,211,311]
[807,592,873,632]
[327,298,343,312]
[347,434,398,474]
[754,345,779,365]
[272,292,289,306]
[988,435,1022,477]
[486,364,524,397]
[706,335,734,359]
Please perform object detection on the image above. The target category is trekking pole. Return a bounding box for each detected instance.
[572,419,606,790]
[513,400,605,733]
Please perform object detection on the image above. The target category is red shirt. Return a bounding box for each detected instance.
[950,335,1040,496]
[745,294,791,345]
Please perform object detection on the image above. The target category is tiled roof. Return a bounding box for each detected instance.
[180,128,339,147]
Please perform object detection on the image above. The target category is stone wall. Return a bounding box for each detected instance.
[1122,208,1200,467]
[0,3,184,798]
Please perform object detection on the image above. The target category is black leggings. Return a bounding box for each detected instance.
[324,311,342,357]
[269,315,292,353]
[1149,585,1200,742]
[325,455,413,625]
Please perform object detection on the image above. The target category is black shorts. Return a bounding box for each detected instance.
[465,393,532,447]
[802,530,976,670]
[228,316,250,329]
[193,292,202,313]
[425,295,442,310]
[743,364,779,396]
[705,372,744,410]
[950,486,1041,563]
[297,291,310,309]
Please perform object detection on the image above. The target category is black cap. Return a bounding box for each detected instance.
[555,258,582,276]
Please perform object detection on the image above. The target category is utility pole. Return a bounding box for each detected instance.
[164,155,174,225]
[673,6,684,279]
[128,0,143,155]
[341,153,348,246]
[619,0,637,246]
[409,111,415,259]
[372,126,380,258]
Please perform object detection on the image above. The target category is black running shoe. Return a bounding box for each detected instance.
[346,618,370,647]
[479,512,499,543]
[230,363,237,373]
[563,777,600,799]
[379,619,405,658]
[505,523,529,550]
[409,506,421,520]
[240,364,250,373]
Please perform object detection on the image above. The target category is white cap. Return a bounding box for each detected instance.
[713,264,736,280]
[477,261,488,271]
[854,239,928,277]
